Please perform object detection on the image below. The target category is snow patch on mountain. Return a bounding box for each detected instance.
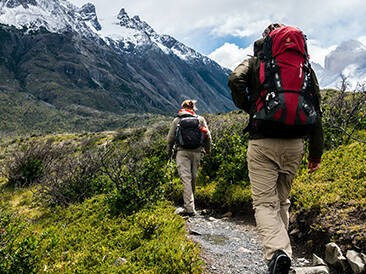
[0,0,218,65]
[314,39,366,89]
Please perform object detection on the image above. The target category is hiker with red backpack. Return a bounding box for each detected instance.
[167,100,212,217]
[228,24,324,274]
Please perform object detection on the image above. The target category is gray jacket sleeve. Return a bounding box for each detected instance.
[166,117,179,154]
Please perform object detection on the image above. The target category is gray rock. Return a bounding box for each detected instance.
[297,257,310,266]
[325,242,346,265]
[237,247,253,253]
[114,257,127,266]
[324,243,348,272]
[175,207,185,215]
[222,212,232,218]
[346,250,365,273]
[189,229,202,236]
[312,254,327,266]
[291,266,329,274]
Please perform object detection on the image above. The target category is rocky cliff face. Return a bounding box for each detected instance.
[0,0,234,115]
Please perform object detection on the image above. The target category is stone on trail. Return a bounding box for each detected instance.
[324,242,348,272]
[346,250,365,274]
[324,242,346,264]
[189,229,202,236]
[290,266,329,274]
[312,254,327,266]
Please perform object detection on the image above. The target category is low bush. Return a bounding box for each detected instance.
[3,140,66,188]
[193,112,252,211]
[100,141,168,216]
[38,150,110,206]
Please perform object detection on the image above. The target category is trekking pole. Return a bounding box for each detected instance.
[165,145,176,185]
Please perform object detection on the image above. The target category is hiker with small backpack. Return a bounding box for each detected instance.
[228,24,324,274]
[167,100,212,217]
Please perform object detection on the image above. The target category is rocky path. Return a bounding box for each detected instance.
[185,211,313,274]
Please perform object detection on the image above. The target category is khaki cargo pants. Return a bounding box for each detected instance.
[247,138,304,261]
[176,150,201,213]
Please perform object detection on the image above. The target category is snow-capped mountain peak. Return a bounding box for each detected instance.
[0,0,99,36]
[0,0,220,67]
[79,3,101,31]
[3,0,37,9]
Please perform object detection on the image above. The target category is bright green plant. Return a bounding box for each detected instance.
[0,206,40,273]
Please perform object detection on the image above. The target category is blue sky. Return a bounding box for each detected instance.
[70,0,366,69]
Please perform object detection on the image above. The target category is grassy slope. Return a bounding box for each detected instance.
[0,191,203,273]
[0,90,171,136]
[291,141,366,253]
[0,113,365,271]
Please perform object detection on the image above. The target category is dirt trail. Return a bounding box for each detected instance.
[186,211,311,274]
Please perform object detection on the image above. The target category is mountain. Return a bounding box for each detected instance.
[0,0,234,119]
[313,40,366,89]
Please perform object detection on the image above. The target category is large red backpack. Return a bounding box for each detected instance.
[252,26,318,136]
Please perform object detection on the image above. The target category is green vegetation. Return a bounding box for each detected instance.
[0,127,204,273]
[0,197,202,273]
[195,112,252,210]
[291,141,366,252]
[0,90,171,136]
[0,90,365,271]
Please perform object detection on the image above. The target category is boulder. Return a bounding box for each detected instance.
[324,242,348,272]
[346,250,365,273]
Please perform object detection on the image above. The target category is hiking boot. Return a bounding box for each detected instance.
[268,250,291,274]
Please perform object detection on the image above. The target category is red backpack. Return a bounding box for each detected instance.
[252,26,318,136]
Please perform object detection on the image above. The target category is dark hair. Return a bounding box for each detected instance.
[253,38,264,57]
[262,23,285,37]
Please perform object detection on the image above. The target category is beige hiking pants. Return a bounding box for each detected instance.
[176,150,201,213]
[247,138,304,261]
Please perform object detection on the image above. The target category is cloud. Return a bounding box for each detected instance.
[358,36,366,46]
[307,40,337,67]
[69,0,366,56]
[208,43,252,70]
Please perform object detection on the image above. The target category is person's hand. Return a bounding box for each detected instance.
[308,161,320,173]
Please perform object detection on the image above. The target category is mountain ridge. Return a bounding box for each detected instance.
[0,0,234,122]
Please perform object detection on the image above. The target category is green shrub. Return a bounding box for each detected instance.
[0,206,40,273]
[100,143,168,216]
[194,112,251,210]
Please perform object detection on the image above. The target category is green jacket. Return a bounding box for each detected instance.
[228,57,324,162]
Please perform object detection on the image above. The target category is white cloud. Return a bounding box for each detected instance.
[69,0,366,61]
[358,36,366,46]
[70,0,366,46]
[208,43,252,70]
[307,40,337,68]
